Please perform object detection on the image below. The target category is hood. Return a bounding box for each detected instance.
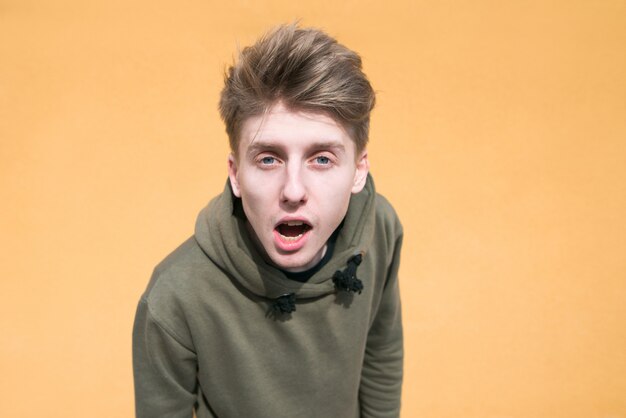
[194,174,376,304]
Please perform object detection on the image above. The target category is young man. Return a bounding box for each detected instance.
[133,24,403,418]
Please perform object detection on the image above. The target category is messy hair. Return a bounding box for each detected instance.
[219,23,375,156]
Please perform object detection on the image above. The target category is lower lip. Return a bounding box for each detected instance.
[273,228,310,252]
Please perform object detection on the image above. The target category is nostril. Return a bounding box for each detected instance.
[281,178,307,203]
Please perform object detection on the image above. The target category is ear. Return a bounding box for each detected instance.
[351,149,370,194]
[228,153,241,197]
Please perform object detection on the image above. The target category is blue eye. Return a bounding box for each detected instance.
[316,156,330,165]
[260,156,275,165]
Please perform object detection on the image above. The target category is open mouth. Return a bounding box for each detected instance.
[275,220,311,242]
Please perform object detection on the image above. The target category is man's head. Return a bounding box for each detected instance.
[219,23,375,157]
[220,24,375,272]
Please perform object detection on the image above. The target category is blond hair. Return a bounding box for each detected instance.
[219,24,375,155]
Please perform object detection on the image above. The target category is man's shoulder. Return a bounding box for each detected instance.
[152,236,207,279]
[374,192,403,236]
[142,236,215,306]
[134,237,206,349]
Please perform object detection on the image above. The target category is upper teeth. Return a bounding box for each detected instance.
[286,221,303,226]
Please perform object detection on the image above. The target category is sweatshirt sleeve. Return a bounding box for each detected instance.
[132,297,198,418]
[359,232,404,418]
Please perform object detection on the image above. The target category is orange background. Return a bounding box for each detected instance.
[1,1,625,417]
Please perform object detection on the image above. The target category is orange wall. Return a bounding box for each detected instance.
[1,1,625,417]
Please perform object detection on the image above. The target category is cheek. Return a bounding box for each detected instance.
[239,172,277,220]
[240,170,273,196]
[318,184,353,223]
[315,170,355,199]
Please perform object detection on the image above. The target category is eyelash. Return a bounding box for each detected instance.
[254,154,335,168]
[311,155,334,167]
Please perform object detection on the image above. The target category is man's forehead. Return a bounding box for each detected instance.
[244,104,343,131]
[238,104,354,153]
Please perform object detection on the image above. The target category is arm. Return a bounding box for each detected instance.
[359,233,404,418]
[132,297,198,418]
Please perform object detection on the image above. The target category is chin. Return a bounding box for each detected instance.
[271,253,316,273]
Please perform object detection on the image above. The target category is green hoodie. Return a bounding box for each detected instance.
[132,175,403,417]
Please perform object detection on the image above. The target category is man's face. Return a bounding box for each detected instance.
[228,102,369,272]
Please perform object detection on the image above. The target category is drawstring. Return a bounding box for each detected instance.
[333,253,363,294]
[269,253,364,316]
[270,293,296,314]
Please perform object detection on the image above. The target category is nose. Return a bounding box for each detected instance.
[280,163,307,206]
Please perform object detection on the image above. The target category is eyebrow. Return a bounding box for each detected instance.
[245,140,346,157]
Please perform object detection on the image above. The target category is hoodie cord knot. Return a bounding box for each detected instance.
[333,253,364,294]
[271,293,296,314]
